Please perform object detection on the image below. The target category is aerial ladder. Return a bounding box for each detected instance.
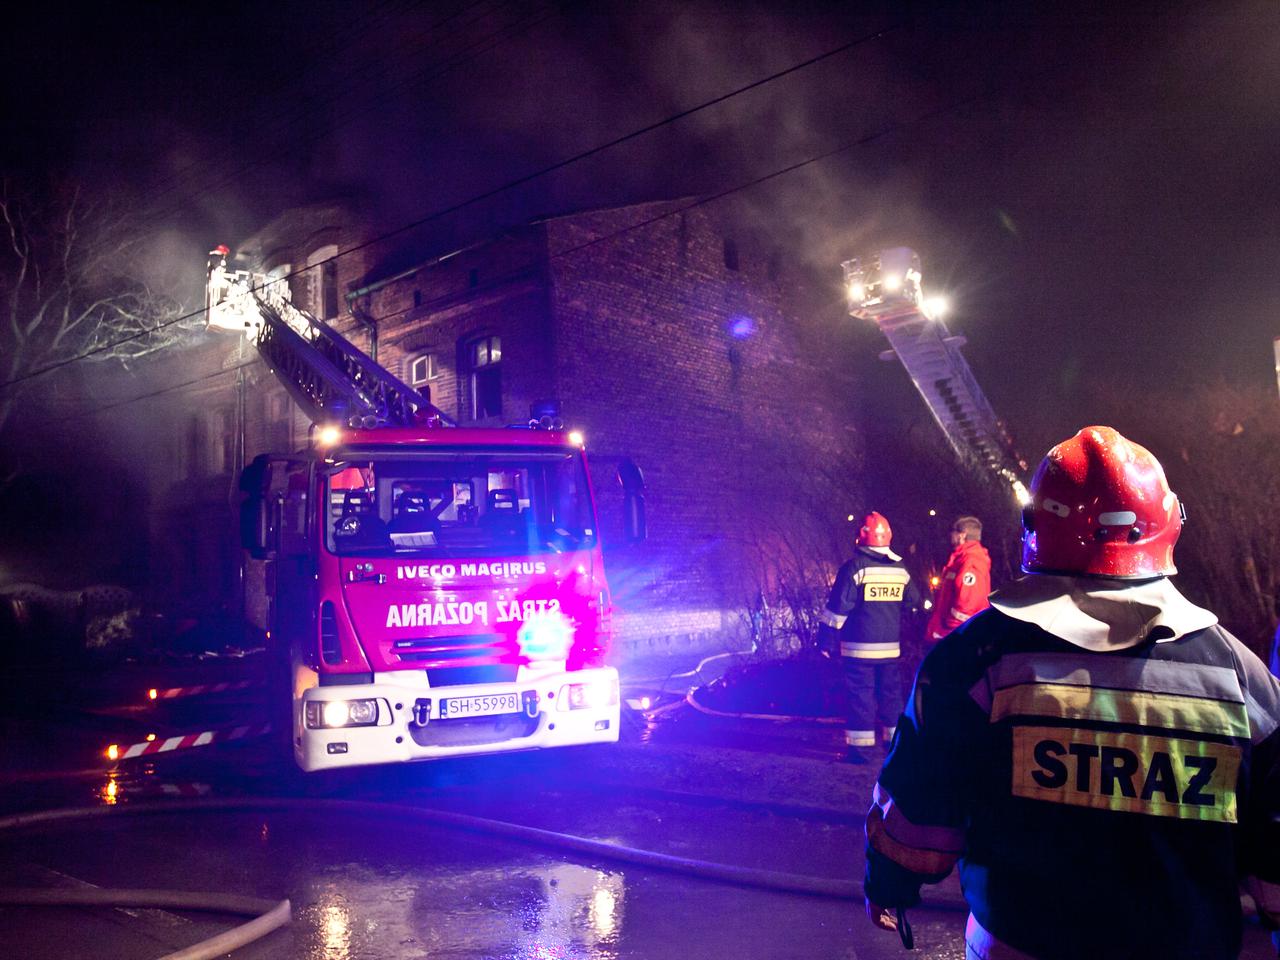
[204,245,453,429]
[842,247,1029,503]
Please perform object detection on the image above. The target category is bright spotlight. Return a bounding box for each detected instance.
[316,425,342,447]
[568,430,585,447]
[925,296,950,318]
[847,282,865,302]
[882,273,902,292]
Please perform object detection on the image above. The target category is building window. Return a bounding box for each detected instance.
[723,238,740,272]
[268,392,294,452]
[213,408,235,475]
[409,353,439,387]
[466,334,502,419]
[306,244,340,320]
[185,416,201,478]
[264,262,291,302]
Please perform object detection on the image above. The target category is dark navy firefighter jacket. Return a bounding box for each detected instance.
[864,604,1280,960]
[819,546,921,661]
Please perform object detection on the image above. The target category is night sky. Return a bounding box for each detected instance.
[4,0,1279,458]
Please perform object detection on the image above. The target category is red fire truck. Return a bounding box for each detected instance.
[206,249,642,772]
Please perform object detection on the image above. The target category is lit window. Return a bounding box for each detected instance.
[466,335,502,419]
[306,244,340,320]
[409,354,439,386]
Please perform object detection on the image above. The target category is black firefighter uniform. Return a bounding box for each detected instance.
[864,575,1280,960]
[819,545,920,748]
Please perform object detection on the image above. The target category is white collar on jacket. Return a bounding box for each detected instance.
[862,545,902,562]
[989,574,1217,651]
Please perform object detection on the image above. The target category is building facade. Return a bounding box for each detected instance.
[136,200,857,657]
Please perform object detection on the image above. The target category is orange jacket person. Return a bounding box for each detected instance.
[924,515,990,642]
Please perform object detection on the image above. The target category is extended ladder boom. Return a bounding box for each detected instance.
[843,248,1027,503]
[205,248,452,429]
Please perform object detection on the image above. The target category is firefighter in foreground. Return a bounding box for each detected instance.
[863,426,1280,959]
[819,512,920,764]
[924,515,991,642]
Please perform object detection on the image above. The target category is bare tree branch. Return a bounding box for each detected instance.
[0,180,196,441]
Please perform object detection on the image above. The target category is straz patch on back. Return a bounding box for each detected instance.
[864,583,904,602]
[1011,725,1240,823]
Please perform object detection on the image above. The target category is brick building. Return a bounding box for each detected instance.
[137,199,857,657]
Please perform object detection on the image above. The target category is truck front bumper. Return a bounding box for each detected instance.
[294,667,619,772]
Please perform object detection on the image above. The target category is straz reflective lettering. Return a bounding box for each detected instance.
[385,601,489,628]
[1012,726,1240,822]
[864,583,904,601]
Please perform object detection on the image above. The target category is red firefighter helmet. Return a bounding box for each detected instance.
[857,511,893,548]
[1022,426,1181,579]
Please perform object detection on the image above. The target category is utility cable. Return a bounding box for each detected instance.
[140,0,518,219]
[0,21,900,394]
[43,88,978,424]
[144,0,555,227]
[138,0,465,204]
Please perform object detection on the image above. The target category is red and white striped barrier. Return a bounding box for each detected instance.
[147,679,258,701]
[106,723,272,762]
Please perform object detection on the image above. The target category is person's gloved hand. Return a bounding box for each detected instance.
[867,900,915,949]
[866,899,896,932]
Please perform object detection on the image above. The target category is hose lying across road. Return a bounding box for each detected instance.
[3,793,1265,959]
[0,883,290,960]
[0,795,969,913]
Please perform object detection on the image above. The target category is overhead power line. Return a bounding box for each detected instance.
[60,83,986,424]
[139,0,516,218]
[2,20,901,395]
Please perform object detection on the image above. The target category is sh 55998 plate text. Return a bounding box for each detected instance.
[442,693,520,718]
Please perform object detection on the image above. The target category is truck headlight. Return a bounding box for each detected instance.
[306,698,379,729]
[557,679,619,711]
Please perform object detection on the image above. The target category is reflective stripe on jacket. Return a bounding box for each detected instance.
[865,591,1280,960]
[819,547,919,659]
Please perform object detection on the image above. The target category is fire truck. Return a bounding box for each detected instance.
[205,248,642,772]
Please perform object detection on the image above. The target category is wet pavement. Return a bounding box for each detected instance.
[0,649,1274,958]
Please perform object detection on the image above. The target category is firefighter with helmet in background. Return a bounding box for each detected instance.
[863,426,1280,960]
[819,511,920,764]
[924,514,991,642]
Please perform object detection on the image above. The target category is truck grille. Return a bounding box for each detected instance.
[393,634,518,686]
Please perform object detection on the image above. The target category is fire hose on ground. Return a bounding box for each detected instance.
[0,887,290,960]
[0,796,969,948]
[1,794,1266,958]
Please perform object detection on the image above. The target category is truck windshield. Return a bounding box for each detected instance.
[324,447,596,557]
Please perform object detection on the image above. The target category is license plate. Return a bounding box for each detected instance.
[441,692,520,719]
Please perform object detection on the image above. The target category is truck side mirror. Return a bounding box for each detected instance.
[616,458,646,544]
